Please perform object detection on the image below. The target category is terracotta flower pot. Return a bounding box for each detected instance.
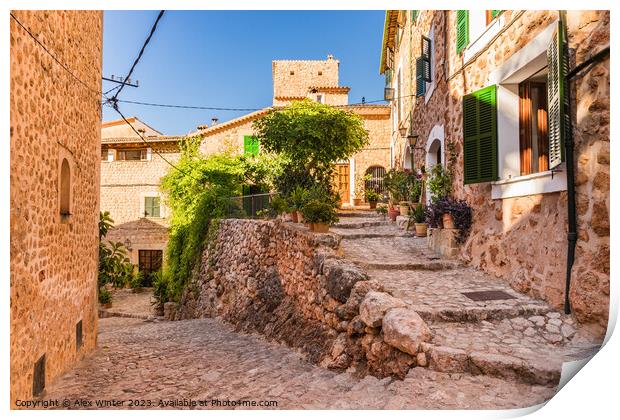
[353,198,363,206]
[102,302,112,309]
[312,222,330,233]
[369,201,377,209]
[415,223,428,237]
[399,201,410,216]
[442,213,455,229]
[290,211,299,223]
[388,207,399,222]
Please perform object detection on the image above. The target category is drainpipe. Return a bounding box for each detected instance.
[560,10,610,314]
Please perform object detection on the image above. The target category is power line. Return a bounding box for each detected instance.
[111,10,165,102]
[111,93,412,113]
[107,103,202,182]
[10,12,101,96]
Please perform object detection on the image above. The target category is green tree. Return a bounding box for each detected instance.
[253,99,369,189]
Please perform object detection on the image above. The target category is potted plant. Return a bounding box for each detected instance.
[365,188,381,209]
[427,164,453,226]
[300,198,339,233]
[353,175,367,207]
[411,203,428,237]
[409,178,422,207]
[425,197,473,243]
[375,204,388,220]
[99,287,112,309]
[288,186,308,223]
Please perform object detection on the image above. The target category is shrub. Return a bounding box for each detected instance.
[384,169,416,202]
[364,188,381,202]
[411,203,426,224]
[300,199,339,225]
[98,287,112,305]
[375,205,388,218]
[288,186,309,212]
[427,164,453,199]
[151,270,170,310]
[425,197,472,243]
[130,270,144,292]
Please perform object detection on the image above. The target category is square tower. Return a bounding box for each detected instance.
[272,55,340,105]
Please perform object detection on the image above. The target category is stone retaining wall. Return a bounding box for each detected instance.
[170,219,434,378]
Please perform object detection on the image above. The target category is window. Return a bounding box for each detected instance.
[462,85,498,184]
[486,10,502,25]
[117,149,147,161]
[519,77,549,175]
[138,250,163,286]
[456,10,469,54]
[416,35,432,97]
[60,158,71,216]
[101,148,108,161]
[365,166,387,195]
[316,94,324,103]
[318,71,323,76]
[243,135,259,157]
[290,71,295,75]
[144,196,160,217]
[411,10,419,23]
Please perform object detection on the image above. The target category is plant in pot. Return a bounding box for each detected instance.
[364,188,381,209]
[353,175,368,207]
[288,186,308,223]
[410,203,428,237]
[300,198,339,233]
[98,287,112,308]
[408,177,422,208]
[375,204,388,220]
[427,164,453,227]
[425,197,473,243]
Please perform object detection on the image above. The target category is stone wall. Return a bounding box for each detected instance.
[173,219,434,378]
[388,10,609,334]
[10,10,102,405]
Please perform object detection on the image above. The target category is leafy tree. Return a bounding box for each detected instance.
[253,99,369,190]
[98,211,134,303]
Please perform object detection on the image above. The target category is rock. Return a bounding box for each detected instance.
[331,334,348,358]
[548,318,562,327]
[528,315,545,326]
[545,323,560,334]
[510,317,531,331]
[561,324,576,339]
[546,312,561,319]
[382,308,432,356]
[359,291,407,328]
[523,327,537,337]
[323,258,368,303]
[543,333,563,344]
[429,346,469,373]
[416,352,428,367]
[347,316,366,336]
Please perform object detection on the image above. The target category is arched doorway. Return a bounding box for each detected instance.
[365,165,387,195]
[425,125,445,203]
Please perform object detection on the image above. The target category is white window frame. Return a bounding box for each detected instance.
[487,20,566,200]
[140,192,164,218]
[463,11,506,63]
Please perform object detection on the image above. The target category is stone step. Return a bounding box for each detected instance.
[337,211,381,218]
[333,220,388,229]
[421,315,601,385]
[356,260,460,271]
[336,232,415,239]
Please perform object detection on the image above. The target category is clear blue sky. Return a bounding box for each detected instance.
[102,10,387,135]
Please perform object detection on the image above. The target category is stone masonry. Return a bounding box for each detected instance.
[10,10,102,405]
[383,10,609,334]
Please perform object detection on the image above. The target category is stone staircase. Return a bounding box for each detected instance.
[334,210,602,386]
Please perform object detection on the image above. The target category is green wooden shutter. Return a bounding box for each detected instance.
[463,85,498,184]
[243,135,259,157]
[456,10,469,54]
[547,22,568,169]
[415,57,426,97]
[421,35,432,82]
[411,10,418,23]
[491,10,502,19]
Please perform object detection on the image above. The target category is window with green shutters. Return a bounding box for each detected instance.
[411,10,418,23]
[462,85,498,184]
[415,57,426,97]
[456,10,469,54]
[144,196,160,217]
[491,10,502,19]
[416,36,432,97]
[243,135,259,157]
[547,21,568,169]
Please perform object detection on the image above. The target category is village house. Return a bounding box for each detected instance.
[198,55,391,205]
[10,10,103,404]
[100,118,182,284]
[380,10,610,335]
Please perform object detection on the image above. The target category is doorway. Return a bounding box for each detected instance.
[332,163,350,204]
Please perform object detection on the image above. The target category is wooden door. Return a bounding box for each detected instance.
[332,164,350,203]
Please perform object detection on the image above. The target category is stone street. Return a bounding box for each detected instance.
[43,315,556,410]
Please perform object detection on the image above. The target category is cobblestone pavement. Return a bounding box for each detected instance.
[335,213,602,381]
[43,317,556,410]
[99,288,156,319]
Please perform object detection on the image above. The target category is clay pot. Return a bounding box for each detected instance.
[415,223,428,237]
[353,198,363,206]
[311,222,329,233]
[388,207,399,222]
[369,201,377,209]
[399,201,410,216]
[442,213,455,229]
[290,211,299,223]
[102,302,112,309]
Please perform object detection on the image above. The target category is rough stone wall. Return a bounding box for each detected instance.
[393,10,609,333]
[100,141,179,265]
[174,220,428,378]
[272,57,340,101]
[10,10,102,405]
[200,118,255,156]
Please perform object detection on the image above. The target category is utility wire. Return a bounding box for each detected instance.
[111,10,165,102]
[10,12,101,96]
[112,93,411,113]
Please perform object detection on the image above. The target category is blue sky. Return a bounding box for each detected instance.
[102,10,387,135]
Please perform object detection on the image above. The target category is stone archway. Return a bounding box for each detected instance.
[425,124,445,203]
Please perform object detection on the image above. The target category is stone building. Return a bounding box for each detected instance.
[198,55,391,205]
[100,118,182,282]
[10,10,103,404]
[380,10,610,334]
